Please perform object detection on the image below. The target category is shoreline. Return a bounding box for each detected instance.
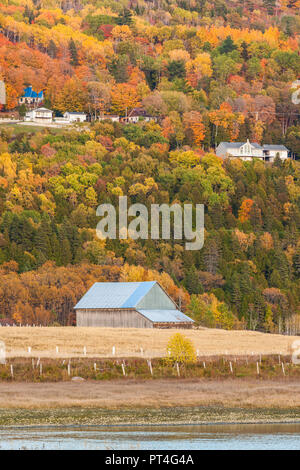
[0,406,300,427]
[1,377,300,427]
[2,419,300,428]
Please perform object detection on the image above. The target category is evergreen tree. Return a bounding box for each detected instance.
[183,265,203,294]
[241,41,249,61]
[219,36,237,54]
[48,39,58,59]
[167,60,186,81]
[117,8,133,25]
[24,5,35,23]
[204,239,221,274]
[293,246,300,277]
[69,38,78,67]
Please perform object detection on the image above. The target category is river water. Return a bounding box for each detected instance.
[0,423,300,450]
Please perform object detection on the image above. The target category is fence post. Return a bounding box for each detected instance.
[256,362,260,375]
[10,364,13,378]
[121,363,126,376]
[176,362,180,377]
[229,361,233,374]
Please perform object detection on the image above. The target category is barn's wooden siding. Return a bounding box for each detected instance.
[76,308,153,328]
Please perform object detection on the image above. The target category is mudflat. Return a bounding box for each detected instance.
[1,378,300,409]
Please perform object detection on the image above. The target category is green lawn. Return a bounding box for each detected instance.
[0,123,71,134]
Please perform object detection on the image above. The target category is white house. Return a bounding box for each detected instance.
[122,108,157,124]
[98,114,120,122]
[24,107,53,123]
[63,111,87,122]
[262,145,289,161]
[216,140,289,162]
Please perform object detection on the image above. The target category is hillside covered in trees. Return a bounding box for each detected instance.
[0,0,299,332]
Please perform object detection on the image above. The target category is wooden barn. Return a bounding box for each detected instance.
[74,281,194,328]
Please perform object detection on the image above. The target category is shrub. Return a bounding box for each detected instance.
[166,333,197,364]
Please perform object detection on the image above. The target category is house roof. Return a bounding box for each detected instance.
[218,142,262,149]
[128,107,153,118]
[35,107,53,112]
[65,111,86,115]
[262,144,289,151]
[74,281,156,309]
[22,86,43,99]
[100,115,119,118]
[137,309,194,323]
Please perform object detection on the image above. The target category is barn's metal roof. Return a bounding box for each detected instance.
[137,309,194,323]
[74,281,156,309]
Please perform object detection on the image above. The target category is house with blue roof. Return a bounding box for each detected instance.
[19,86,44,106]
[74,281,194,328]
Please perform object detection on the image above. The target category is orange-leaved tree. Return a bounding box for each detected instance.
[110,83,141,116]
[183,111,205,147]
[238,199,254,223]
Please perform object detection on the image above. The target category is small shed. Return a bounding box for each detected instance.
[64,111,87,122]
[98,114,120,122]
[74,281,194,328]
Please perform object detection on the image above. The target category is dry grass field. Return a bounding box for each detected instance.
[0,379,300,409]
[0,326,297,358]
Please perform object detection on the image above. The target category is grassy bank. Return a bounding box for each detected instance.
[0,355,298,382]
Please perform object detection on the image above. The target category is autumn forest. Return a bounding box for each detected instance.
[0,0,299,333]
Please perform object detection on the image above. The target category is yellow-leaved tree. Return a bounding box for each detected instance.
[166,333,196,364]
